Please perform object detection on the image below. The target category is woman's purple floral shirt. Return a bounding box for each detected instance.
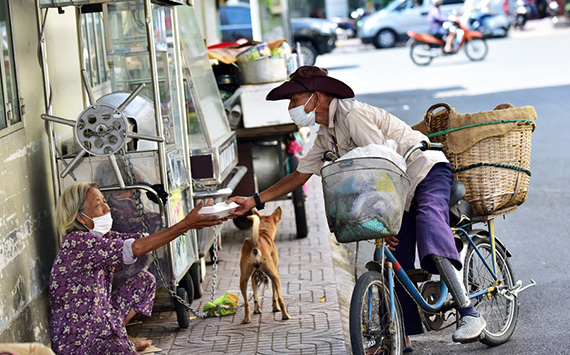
[49,230,142,354]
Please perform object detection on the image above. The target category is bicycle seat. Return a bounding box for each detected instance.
[449,180,466,206]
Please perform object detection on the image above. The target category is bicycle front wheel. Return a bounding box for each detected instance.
[463,236,519,346]
[350,271,405,355]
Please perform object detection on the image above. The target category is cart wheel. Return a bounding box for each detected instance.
[180,271,195,305]
[174,286,190,328]
[189,262,203,299]
[292,187,308,238]
[233,210,253,230]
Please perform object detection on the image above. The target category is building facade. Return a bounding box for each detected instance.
[0,0,222,344]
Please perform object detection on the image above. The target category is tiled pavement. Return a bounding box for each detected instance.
[127,176,354,354]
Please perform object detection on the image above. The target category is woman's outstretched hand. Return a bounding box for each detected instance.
[183,200,224,230]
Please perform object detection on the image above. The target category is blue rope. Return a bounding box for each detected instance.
[427,119,535,138]
[453,162,531,176]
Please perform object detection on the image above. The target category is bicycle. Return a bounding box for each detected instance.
[321,141,535,355]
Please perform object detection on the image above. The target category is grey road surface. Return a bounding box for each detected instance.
[317,19,570,355]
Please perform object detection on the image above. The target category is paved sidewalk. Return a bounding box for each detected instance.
[127,177,353,354]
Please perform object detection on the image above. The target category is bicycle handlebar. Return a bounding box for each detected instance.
[403,141,445,161]
[322,150,338,162]
[322,141,444,163]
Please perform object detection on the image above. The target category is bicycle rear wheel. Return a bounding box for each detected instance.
[463,236,519,346]
[350,271,405,355]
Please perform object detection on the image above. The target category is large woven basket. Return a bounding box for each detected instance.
[423,103,537,216]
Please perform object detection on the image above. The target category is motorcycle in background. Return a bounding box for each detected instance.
[537,0,560,17]
[462,10,511,37]
[407,19,488,66]
[514,0,532,29]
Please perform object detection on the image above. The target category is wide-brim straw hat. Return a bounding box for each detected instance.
[266,66,355,101]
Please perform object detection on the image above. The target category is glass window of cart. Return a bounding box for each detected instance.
[105,1,195,278]
[81,11,110,91]
[0,1,21,131]
[106,1,186,154]
[177,6,232,150]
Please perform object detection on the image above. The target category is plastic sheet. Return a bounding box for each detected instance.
[336,140,407,172]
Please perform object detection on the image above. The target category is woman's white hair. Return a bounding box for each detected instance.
[55,182,99,236]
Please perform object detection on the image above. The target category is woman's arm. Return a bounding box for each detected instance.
[131,200,222,257]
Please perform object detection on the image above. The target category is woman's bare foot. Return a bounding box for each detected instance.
[134,340,151,352]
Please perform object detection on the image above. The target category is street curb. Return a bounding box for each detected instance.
[329,235,355,355]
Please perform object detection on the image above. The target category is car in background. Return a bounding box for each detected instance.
[358,0,465,48]
[218,4,337,65]
[219,2,253,43]
[290,18,337,66]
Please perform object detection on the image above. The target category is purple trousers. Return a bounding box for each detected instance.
[86,270,156,355]
[392,163,461,335]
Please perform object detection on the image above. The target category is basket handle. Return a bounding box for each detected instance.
[424,103,451,133]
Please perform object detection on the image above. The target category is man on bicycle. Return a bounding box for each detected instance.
[227,65,486,349]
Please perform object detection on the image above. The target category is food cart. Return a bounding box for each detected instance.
[38,0,244,327]
[208,43,308,237]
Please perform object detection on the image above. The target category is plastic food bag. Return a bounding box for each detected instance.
[337,140,406,173]
[203,291,240,317]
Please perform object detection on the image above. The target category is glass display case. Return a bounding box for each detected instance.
[178,6,238,186]
[40,0,188,8]
[103,1,196,281]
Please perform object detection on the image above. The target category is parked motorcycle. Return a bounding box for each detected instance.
[407,20,488,66]
[514,0,531,29]
[537,0,560,17]
[332,18,358,40]
[463,11,511,37]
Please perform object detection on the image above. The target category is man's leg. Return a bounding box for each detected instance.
[413,163,486,343]
[432,255,486,342]
[444,30,456,53]
[392,209,424,336]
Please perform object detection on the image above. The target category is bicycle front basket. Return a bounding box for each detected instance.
[321,157,410,243]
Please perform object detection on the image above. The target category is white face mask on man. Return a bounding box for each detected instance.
[81,212,113,236]
[288,93,317,127]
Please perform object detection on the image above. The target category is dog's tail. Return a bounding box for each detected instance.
[249,214,260,256]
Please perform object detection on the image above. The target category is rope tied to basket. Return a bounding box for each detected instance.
[453,162,531,177]
[426,119,536,138]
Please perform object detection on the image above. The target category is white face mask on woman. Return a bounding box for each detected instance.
[288,93,317,127]
[81,212,113,236]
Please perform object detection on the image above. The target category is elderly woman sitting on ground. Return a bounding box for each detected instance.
[49,182,223,355]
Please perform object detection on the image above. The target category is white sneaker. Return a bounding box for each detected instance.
[452,315,486,343]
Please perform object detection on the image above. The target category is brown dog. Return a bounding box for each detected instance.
[239,207,290,324]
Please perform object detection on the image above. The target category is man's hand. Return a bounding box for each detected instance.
[226,196,255,216]
[183,200,224,230]
[384,236,399,252]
